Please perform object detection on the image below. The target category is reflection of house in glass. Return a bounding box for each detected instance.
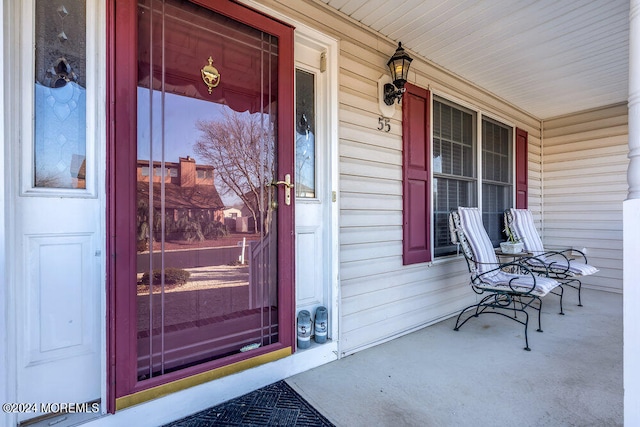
[223,207,243,232]
[136,156,225,247]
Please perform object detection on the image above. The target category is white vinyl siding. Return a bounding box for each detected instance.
[542,104,627,293]
[337,41,474,354]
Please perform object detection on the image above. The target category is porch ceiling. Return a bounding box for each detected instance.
[318,0,630,120]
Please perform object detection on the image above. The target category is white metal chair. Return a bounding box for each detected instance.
[449,207,562,350]
[504,208,598,307]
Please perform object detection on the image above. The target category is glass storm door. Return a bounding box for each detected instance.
[111,0,294,403]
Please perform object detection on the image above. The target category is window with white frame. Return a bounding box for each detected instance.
[433,97,477,257]
[432,96,513,257]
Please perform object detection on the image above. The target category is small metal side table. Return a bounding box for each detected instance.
[495,249,533,273]
[494,249,532,259]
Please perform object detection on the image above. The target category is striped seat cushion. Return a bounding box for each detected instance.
[458,207,558,297]
[478,270,559,297]
[528,257,599,276]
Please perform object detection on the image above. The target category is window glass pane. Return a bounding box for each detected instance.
[34,0,87,189]
[483,183,512,246]
[295,69,316,198]
[433,97,477,257]
[451,143,462,175]
[441,141,452,174]
[434,177,476,257]
[463,113,473,145]
[482,117,513,245]
[462,145,473,176]
[440,104,452,140]
[433,138,442,173]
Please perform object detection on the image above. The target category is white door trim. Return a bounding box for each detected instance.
[1,0,12,425]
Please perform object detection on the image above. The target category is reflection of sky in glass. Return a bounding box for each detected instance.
[295,69,315,198]
[137,87,225,164]
[296,131,315,196]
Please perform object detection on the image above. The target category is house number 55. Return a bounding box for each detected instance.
[378,117,391,132]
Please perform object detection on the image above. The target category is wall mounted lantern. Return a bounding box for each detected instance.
[383,42,413,105]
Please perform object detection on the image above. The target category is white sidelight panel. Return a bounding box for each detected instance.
[5,0,106,424]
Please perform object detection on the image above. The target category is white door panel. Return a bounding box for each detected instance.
[295,226,323,307]
[25,233,97,360]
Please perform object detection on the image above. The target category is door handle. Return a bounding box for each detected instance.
[270,174,294,206]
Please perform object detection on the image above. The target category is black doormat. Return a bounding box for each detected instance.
[164,380,335,427]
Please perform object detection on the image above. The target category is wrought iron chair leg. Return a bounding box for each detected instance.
[453,294,535,350]
[523,309,531,351]
[453,303,480,331]
[453,295,494,331]
[577,279,583,307]
[558,285,564,315]
[536,296,543,333]
[557,277,583,307]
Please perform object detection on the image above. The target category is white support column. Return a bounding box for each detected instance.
[625,0,640,425]
[630,0,640,199]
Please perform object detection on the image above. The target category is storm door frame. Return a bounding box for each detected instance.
[106,0,295,412]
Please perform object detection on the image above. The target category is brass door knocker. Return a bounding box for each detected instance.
[201,56,220,94]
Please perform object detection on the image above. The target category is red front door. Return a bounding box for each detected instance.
[109,0,294,408]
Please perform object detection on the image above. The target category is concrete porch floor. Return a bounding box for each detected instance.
[286,288,623,426]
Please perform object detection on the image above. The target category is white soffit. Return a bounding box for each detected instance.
[318,0,629,120]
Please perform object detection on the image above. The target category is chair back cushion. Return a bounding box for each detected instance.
[509,208,545,258]
[458,207,499,273]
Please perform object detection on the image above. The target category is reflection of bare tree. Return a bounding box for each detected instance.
[194,109,274,232]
